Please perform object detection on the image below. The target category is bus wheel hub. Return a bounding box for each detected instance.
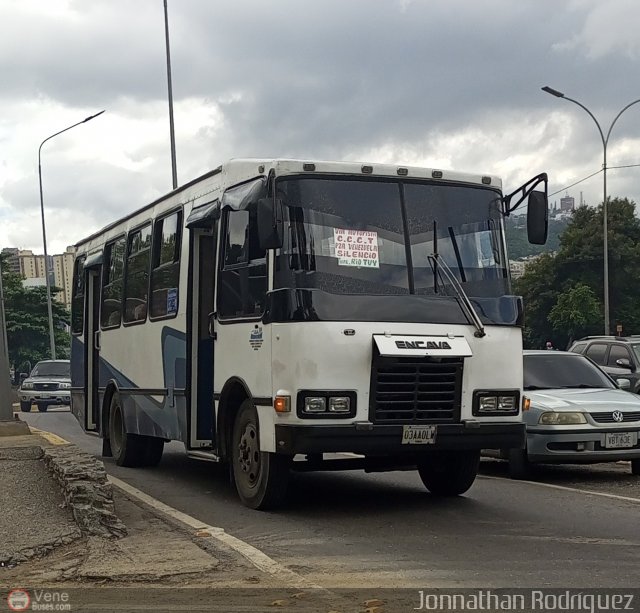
[238,424,259,480]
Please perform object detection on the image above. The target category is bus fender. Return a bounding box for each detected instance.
[217,377,253,462]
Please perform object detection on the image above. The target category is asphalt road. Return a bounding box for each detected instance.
[21,407,640,589]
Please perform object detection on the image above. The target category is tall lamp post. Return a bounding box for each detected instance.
[542,86,640,336]
[0,257,14,421]
[163,0,178,190]
[38,110,105,359]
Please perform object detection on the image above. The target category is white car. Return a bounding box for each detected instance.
[19,360,71,413]
[507,351,640,478]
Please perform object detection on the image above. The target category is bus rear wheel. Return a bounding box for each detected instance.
[231,400,290,510]
[417,449,479,496]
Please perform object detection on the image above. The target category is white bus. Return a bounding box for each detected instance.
[70,158,548,509]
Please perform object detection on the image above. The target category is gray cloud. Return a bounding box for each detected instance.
[1,0,639,254]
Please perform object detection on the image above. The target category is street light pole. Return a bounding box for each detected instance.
[38,110,105,359]
[0,258,14,421]
[542,86,640,336]
[164,0,178,190]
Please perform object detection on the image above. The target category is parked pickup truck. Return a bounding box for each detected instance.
[19,360,71,413]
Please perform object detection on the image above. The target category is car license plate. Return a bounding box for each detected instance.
[604,432,638,449]
[402,425,437,445]
[39,393,50,399]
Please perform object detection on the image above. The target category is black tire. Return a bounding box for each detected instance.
[417,450,480,496]
[141,437,164,467]
[20,401,31,413]
[37,404,48,413]
[108,393,145,467]
[632,458,640,476]
[508,447,531,480]
[231,399,290,510]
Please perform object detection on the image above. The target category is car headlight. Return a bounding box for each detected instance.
[473,391,520,416]
[538,411,587,425]
[21,381,34,390]
[58,382,71,389]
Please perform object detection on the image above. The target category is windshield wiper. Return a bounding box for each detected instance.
[429,252,486,338]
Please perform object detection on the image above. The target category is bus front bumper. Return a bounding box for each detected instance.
[274,422,525,455]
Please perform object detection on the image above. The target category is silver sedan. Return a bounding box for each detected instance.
[507,350,640,478]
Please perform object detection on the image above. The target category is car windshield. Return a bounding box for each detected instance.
[31,362,70,378]
[523,353,614,390]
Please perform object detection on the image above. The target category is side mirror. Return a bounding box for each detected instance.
[527,191,548,245]
[616,358,634,370]
[616,378,631,390]
[19,373,28,383]
[257,198,284,250]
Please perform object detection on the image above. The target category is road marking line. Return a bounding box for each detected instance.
[108,475,325,591]
[481,474,640,504]
[29,427,71,446]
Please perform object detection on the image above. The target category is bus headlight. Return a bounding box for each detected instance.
[304,397,327,413]
[328,396,351,413]
[473,390,520,416]
[297,391,356,418]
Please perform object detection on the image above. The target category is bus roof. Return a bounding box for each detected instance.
[74,158,502,250]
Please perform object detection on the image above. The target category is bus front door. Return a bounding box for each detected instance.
[189,228,217,449]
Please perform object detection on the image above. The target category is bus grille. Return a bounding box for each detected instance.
[370,355,463,424]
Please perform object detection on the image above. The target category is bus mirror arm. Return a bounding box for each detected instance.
[257,197,284,250]
[501,173,549,245]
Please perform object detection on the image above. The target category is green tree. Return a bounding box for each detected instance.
[1,255,70,370]
[516,197,640,348]
[505,216,568,259]
[548,283,601,348]
[514,253,558,349]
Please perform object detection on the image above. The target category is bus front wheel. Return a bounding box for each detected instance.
[417,449,479,496]
[231,400,290,510]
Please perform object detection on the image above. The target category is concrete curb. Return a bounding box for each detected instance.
[42,444,127,539]
[0,416,31,437]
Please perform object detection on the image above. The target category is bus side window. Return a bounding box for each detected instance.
[123,223,152,324]
[71,255,87,335]
[101,236,126,328]
[218,208,267,319]
[150,210,182,319]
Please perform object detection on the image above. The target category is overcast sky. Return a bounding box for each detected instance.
[1,0,639,255]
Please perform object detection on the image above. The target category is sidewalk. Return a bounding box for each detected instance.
[0,416,350,612]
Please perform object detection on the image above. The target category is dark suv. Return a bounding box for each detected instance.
[569,336,640,393]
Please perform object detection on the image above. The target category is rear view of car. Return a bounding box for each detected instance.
[508,351,640,478]
[19,360,71,413]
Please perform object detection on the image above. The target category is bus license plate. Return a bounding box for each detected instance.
[604,432,637,448]
[402,425,437,445]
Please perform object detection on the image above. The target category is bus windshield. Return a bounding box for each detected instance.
[273,176,508,298]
